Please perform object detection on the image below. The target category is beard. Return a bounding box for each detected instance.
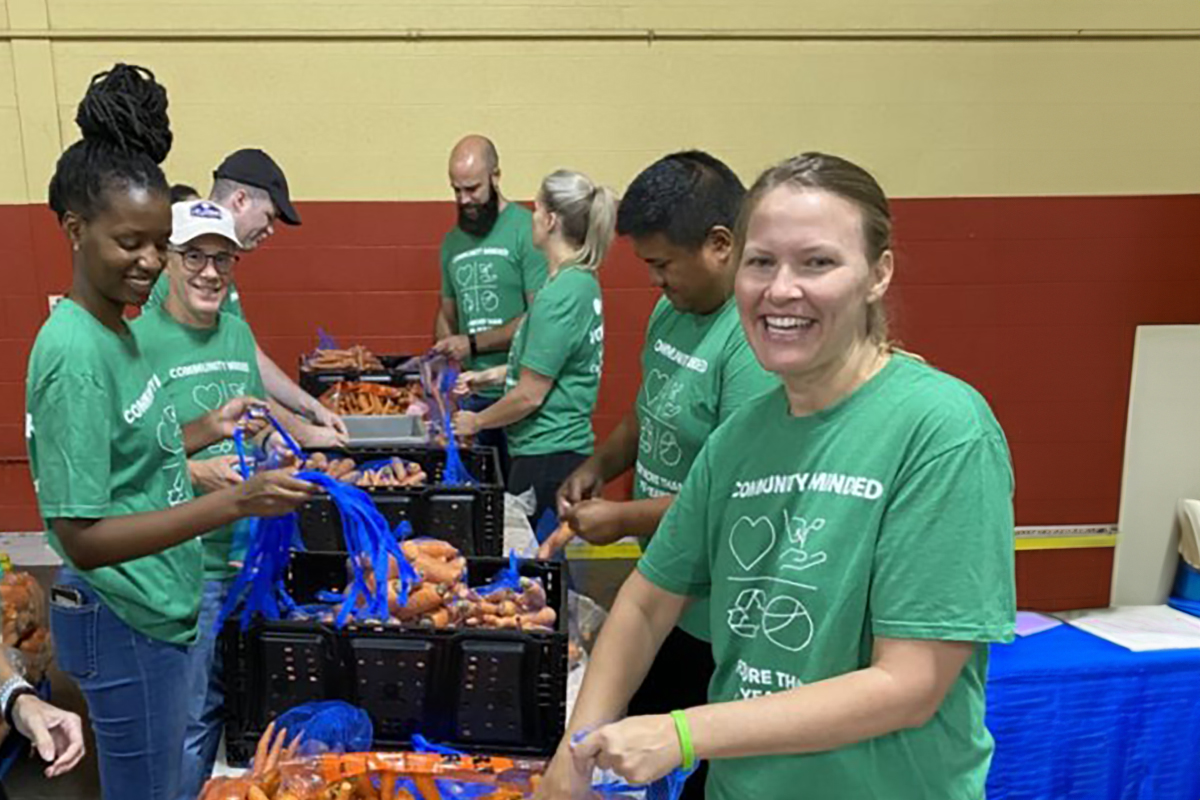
[457,181,501,238]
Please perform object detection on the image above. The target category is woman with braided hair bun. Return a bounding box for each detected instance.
[27,63,316,798]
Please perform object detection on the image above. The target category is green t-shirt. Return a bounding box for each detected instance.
[146,272,245,319]
[504,267,603,457]
[635,296,777,640]
[133,305,266,581]
[25,300,203,644]
[640,355,1016,800]
[440,203,548,397]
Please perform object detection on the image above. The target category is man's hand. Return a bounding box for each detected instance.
[189,456,244,493]
[556,461,606,518]
[563,498,626,545]
[433,334,471,362]
[11,694,86,778]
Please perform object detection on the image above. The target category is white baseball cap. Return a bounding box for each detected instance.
[170,200,241,248]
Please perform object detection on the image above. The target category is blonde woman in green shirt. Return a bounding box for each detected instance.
[538,154,1016,800]
[453,170,616,528]
[26,64,315,800]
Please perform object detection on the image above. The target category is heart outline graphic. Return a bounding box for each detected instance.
[641,368,670,408]
[192,383,225,412]
[729,516,777,572]
[455,263,477,288]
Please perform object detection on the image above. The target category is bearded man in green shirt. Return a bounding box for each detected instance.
[433,136,549,475]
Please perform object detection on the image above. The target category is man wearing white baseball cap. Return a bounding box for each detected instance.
[132,200,311,799]
[149,150,349,445]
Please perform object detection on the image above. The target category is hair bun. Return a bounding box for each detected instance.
[75,63,172,165]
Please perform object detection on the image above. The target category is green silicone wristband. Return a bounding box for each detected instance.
[670,709,696,771]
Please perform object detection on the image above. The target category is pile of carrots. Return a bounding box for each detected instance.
[302,453,428,489]
[201,744,542,800]
[303,345,385,373]
[319,382,422,417]
[1,572,52,684]
[359,540,557,632]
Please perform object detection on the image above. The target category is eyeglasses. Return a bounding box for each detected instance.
[172,247,239,276]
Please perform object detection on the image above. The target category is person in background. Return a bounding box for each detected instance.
[134,199,331,800]
[28,63,316,800]
[537,153,1016,800]
[548,151,777,800]
[453,170,615,530]
[146,150,349,445]
[169,183,199,204]
[434,136,548,475]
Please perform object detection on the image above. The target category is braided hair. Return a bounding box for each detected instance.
[48,63,172,222]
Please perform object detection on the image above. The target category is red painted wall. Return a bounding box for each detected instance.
[4,195,1200,608]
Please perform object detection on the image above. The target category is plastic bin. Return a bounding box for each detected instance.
[298,446,504,556]
[221,553,567,765]
[343,414,429,447]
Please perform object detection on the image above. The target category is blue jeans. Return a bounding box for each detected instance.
[178,579,229,800]
[49,569,190,800]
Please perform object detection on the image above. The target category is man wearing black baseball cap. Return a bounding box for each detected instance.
[211,148,302,249]
[148,148,347,443]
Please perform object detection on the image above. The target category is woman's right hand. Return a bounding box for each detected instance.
[535,744,596,800]
[234,468,319,518]
[454,371,478,397]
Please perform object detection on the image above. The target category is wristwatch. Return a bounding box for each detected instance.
[468,334,478,358]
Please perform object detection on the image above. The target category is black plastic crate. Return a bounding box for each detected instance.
[222,554,568,766]
[298,354,421,400]
[298,446,504,556]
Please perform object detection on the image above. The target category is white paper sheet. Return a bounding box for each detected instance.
[1058,604,1200,651]
[1015,611,1063,637]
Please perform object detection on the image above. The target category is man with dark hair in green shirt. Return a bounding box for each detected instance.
[552,151,778,800]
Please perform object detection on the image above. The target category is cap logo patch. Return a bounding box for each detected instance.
[190,201,224,220]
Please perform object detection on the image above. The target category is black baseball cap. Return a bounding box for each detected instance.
[213,148,301,225]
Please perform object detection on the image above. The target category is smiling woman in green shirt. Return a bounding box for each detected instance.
[537,154,1016,800]
[453,169,616,528]
[25,64,316,800]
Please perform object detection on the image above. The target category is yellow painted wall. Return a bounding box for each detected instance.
[0,45,27,199]
[26,0,1200,34]
[2,0,1199,203]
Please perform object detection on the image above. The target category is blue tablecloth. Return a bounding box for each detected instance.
[986,625,1200,800]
